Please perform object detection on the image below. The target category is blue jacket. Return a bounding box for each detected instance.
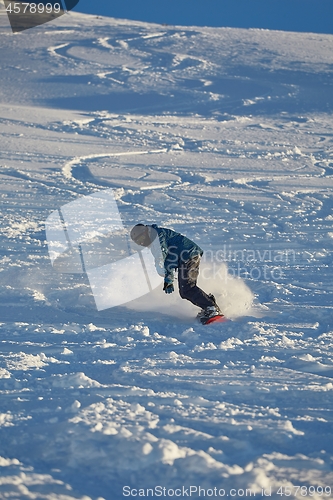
[150,224,203,283]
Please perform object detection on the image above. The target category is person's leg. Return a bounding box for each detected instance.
[178,256,217,309]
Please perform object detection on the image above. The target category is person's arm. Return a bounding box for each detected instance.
[162,245,178,293]
[163,248,178,283]
[150,237,165,276]
[152,226,179,294]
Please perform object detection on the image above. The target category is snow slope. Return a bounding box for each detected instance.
[0,5,333,499]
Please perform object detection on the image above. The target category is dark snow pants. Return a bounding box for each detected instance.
[178,255,216,310]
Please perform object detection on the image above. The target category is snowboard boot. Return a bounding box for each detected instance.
[203,304,221,319]
[208,294,219,308]
[197,295,223,323]
[208,294,223,314]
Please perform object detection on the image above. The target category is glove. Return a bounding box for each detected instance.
[163,281,174,294]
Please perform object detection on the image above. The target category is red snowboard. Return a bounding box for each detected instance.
[200,314,228,325]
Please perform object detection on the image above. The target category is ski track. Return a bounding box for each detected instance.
[0,5,333,500]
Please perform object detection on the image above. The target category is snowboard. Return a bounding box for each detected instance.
[199,314,228,325]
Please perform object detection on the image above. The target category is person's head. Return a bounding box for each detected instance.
[130,224,152,247]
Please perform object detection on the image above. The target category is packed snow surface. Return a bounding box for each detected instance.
[0,5,333,499]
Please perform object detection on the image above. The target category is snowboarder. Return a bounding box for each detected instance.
[130,223,223,322]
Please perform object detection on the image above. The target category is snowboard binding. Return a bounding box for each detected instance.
[197,295,227,325]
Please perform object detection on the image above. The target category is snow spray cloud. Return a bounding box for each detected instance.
[4,0,80,33]
[45,188,164,311]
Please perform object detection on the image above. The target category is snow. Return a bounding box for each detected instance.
[0,4,333,499]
